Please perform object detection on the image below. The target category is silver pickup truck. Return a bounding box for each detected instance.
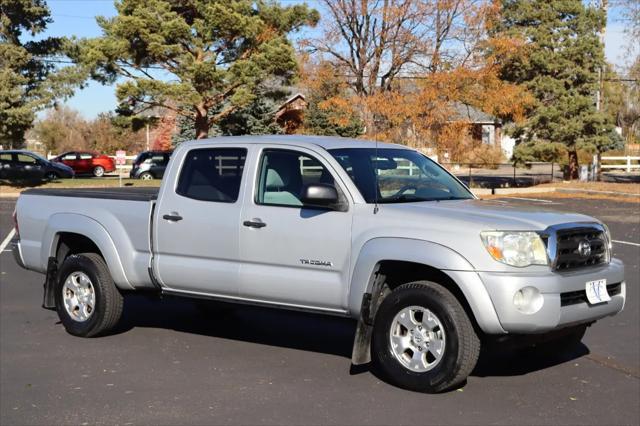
[12,135,626,392]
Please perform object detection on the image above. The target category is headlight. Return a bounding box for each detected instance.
[480,231,548,267]
[602,223,613,251]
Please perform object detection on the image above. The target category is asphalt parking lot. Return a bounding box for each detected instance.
[0,196,638,425]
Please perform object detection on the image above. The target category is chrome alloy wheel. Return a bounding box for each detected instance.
[62,272,96,322]
[389,306,446,372]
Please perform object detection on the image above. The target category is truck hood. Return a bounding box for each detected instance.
[379,198,597,231]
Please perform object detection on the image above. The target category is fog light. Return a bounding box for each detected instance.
[513,286,544,314]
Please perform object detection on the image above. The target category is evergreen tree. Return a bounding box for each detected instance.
[498,0,613,178]
[303,99,364,138]
[75,0,319,140]
[0,0,81,148]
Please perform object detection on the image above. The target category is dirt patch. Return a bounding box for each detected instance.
[537,181,640,195]
[480,191,640,204]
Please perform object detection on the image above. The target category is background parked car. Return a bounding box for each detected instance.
[0,150,74,181]
[52,151,115,177]
[130,150,172,180]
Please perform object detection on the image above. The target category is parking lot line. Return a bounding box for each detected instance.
[612,239,640,247]
[0,229,15,253]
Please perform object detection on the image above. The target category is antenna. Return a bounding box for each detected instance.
[373,129,379,215]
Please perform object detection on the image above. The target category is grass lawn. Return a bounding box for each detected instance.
[0,177,161,196]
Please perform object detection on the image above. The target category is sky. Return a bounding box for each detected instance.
[37,0,634,119]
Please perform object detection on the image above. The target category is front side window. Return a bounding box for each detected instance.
[329,148,473,203]
[79,153,93,159]
[176,148,246,202]
[256,149,336,208]
[17,154,37,164]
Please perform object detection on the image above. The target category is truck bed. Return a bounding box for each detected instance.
[22,187,159,201]
[16,186,157,289]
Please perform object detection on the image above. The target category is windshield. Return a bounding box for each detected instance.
[329,148,473,203]
[134,152,151,165]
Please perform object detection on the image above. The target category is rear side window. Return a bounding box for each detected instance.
[0,153,12,162]
[151,154,168,165]
[176,148,246,203]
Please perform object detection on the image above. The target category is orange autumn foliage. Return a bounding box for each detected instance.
[301,0,534,163]
[152,115,176,151]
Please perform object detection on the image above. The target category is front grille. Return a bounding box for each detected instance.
[560,282,622,306]
[553,227,608,271]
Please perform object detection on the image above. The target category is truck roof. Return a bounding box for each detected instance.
[181,135,408,151]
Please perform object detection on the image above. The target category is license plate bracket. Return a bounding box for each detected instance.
[585,279,610,305]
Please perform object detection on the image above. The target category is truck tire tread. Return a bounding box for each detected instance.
[372,280,480,393]
[56,253,123,337]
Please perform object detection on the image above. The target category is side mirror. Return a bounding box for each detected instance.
[300,183,340,209]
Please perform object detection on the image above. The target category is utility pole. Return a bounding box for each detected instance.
[595,0,608,181]
[597,0,608,113]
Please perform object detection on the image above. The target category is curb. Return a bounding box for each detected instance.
[472,187,557,196]
[473,186,639,199]
[556,188,639,198]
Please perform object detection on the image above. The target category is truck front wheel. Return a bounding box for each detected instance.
[55,253,124,337]
[371,281,480,393]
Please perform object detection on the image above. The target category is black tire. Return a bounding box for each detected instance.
[372,281,480,393]
[45,171,59,180]
[55,253,124,337]
[139,172,153,180]
[93,166,105,177]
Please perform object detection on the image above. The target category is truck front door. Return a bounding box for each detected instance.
[153,146,248,296]
[238,147,352,311]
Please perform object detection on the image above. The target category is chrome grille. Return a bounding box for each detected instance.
[551,226,609,271]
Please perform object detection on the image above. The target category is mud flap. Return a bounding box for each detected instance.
[351,270,386,365]
[42,257,57,310]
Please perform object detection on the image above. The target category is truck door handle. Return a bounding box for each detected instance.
[243,219,266,228]
[163,213,183,222]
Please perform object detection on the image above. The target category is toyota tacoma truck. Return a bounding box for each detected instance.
[11,135,626,392]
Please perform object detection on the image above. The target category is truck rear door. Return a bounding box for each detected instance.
[152,146,248,296]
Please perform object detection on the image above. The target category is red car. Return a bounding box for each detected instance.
[52,151,116,177]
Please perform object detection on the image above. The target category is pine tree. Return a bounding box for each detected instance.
[498,0,614,178]
[75,0,319,140]
[0,0,81,147]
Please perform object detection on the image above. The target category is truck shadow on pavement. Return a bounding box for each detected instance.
[114,294,589,378]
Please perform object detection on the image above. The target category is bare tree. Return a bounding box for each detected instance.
[310,0,488,96]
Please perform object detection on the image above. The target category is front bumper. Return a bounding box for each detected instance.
[478,259,625,333]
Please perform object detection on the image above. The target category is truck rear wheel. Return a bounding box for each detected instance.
[55,253,123,337]
[371,281,480,393]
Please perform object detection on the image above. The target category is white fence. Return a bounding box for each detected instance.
[601,156,640,173]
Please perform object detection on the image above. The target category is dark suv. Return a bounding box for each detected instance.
[130,151,172,180]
